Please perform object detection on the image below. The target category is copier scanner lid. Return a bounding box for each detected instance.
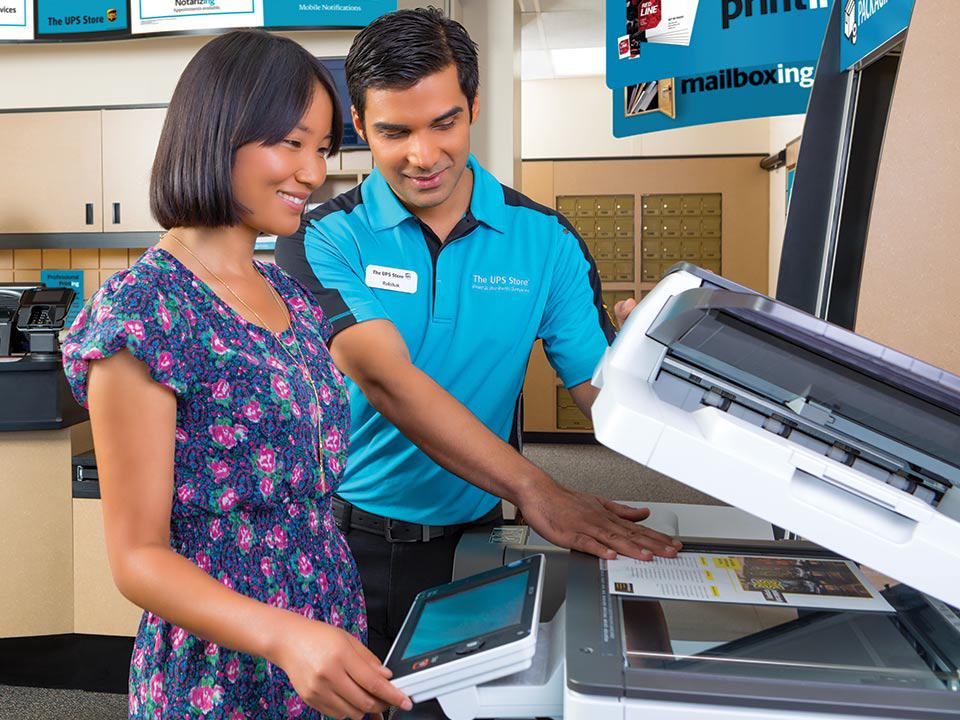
[592,264,960,608]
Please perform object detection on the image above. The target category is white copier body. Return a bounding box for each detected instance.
[447,264,960,720]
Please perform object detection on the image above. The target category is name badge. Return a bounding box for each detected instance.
[365,265,418,294]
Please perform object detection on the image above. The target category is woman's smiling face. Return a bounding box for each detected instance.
[232,81,335,238]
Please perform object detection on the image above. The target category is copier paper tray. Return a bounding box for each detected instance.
[591,264,960,610]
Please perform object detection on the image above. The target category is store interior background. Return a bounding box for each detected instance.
[1,0,958,714]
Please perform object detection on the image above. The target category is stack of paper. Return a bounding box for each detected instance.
[645,0,699,46]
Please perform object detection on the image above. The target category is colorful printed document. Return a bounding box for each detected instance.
[608,553,894,613]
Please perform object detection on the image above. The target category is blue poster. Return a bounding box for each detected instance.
[36,0,128,37]
[839,0,914,69]
[608,0,834,89]
[613,60,813,137]
[264,0,395,29]
[40,270,84,327]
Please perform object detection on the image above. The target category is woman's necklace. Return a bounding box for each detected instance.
[164,232,327,483]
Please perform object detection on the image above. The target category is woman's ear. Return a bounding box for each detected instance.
[350,106,366,143]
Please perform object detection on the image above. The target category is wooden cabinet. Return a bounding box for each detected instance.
[0,111,103,234]
[74,499,142,636]
[0,107,166,235]
[101,108,166,232]
[521,158,768,436]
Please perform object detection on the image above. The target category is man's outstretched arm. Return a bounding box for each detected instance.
[330,317,681,561]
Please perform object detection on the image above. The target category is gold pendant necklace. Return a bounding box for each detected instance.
[164,232,327,486]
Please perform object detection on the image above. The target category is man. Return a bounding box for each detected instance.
[277,7,680,663]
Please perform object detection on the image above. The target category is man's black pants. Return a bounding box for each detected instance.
[340,505,502,719]
[341,509,503,660]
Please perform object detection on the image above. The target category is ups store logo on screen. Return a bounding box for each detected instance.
[50,9,120,27]
[722,0,830,30]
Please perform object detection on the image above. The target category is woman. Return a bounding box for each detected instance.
[61,30,411,720]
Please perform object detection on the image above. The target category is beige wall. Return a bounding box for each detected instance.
[521,75,774,159]
[461,0,521,186]
[0,30,357,110]
[856,0,960,374]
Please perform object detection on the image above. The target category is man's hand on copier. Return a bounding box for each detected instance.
[527,295,681,561]
[516,480,683,561]
[613,297,639,326]
[332,316,681,562]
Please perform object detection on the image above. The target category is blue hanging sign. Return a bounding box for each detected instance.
[608,0,834,89]
[839,0,914,69]
[35,0,128,38]
[263,0,395,29]
[613,59,814,137]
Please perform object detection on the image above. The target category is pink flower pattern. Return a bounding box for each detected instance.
[60,248,358,718]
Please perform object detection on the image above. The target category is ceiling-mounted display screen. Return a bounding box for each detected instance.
[1,0,395,42]
[131,0,263,35]
[35,0,129,40]
[264,0,395,29]
[0,0,33,41]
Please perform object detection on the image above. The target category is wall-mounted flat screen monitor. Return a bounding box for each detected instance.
[317,57,367,150]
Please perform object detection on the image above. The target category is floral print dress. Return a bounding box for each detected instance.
[62,247,364,719]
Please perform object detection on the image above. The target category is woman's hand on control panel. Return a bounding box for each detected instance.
[270,614,412,720]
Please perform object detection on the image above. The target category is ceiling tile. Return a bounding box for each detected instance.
[539,0,601,12]
[522,50,555,80]
[521,12,545,51]
[549,47,604,76]
[539,10,604,50]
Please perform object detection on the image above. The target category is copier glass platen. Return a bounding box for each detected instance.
[578,263,960,719]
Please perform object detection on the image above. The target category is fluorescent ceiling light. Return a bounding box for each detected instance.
[549,47,604,77]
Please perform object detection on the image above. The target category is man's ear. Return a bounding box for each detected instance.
[470,91,480,125]
[350,106,366,143]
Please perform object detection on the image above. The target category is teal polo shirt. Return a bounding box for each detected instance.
[277,155,614,525]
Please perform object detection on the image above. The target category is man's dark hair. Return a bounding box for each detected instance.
[345,7,480,123]
[151,30,343,230]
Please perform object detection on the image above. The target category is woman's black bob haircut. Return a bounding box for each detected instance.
[345,7,479,123]
[151,30,343,230]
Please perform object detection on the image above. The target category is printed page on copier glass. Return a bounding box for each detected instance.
[608,553,894,612]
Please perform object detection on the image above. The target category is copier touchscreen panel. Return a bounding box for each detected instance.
[386,554,543,682]
[402,570,528,660]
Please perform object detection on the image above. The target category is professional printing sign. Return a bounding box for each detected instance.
[132,0,264,35]
[840,0,914,69]
[35,0,128,39]
[613,60,814,136]
[263,0,394,29]
[40,270,83,327]
[608,0,834,89]
[0,0,33,40]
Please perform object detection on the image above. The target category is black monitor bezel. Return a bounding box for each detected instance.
[385,554,542,679]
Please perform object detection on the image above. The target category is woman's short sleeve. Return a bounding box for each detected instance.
[61,270,191,408]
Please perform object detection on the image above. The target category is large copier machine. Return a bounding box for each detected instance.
[444,265,960,720]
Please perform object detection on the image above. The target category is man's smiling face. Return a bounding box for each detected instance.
[353,64,479,212]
